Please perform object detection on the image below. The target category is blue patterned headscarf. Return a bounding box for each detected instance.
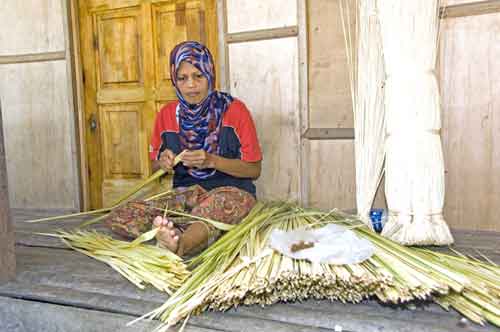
[170,41,233,179]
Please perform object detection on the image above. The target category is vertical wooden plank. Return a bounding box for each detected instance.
[79,0,103,209]
[0,0,65,55]
[0,101,15,283]
[298,0,309,206]
[68,0,90,210]
[142,1,156,178]
[307,140,356,211]
[225,0,297,33]
[307,0,355,129]
[61,0,82,211]
[440,13,500,232]
[216,0,230,91]
[0,0,79,210]
[229,38,300,201]
[305,0,360,211]
[203,0,219,85]
[0,61,78,210]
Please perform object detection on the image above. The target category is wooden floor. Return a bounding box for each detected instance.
[1,209,499,332]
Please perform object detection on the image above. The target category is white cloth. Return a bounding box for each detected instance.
[268,224,374,265]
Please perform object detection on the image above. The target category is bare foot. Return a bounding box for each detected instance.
[153,216,181,253]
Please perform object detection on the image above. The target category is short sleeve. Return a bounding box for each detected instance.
[226,100,262,162]
[149,102,179,160]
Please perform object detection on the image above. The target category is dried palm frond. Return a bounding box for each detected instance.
[40,228,189,295]
[131,202,498,331]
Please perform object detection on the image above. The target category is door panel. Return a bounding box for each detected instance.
[153,2,205,100]
[100,104,143,177]
[96,8,143,87]
[79,0,216,208]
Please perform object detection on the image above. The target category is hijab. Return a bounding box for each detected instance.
[170,41,233,179]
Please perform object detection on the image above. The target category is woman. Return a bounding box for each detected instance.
[148,41,262,256]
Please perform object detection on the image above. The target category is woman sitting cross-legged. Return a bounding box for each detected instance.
[147,41,262,257]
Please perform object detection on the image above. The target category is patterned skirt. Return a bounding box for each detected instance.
[105,185,256,254]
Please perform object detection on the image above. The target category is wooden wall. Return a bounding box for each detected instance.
[0,0,79,210]
[229,38,300,201]
[306,0,499,232]
[308,0,353,129]
[0,0,496,233]
[440,0,500,232]
[306,0,356,210]
[222,0,301,202]
[224,0,384,211]
[306,0,386,211]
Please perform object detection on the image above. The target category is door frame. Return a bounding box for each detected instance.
[66,0,218,211]
[67,0,89,210]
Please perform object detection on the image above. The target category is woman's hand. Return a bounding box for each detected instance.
[181,149,215,169]
[157,149,176,172]
[181,149,261,179]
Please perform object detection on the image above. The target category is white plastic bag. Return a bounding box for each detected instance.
[268,224,374,265]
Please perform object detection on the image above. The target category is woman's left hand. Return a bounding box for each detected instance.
[181,150,216,169]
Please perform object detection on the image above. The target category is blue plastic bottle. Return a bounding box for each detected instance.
[369,209,385,233]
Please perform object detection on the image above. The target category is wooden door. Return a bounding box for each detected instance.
[79,0,217,208]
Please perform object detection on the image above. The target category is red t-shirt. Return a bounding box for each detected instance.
[150,99,262,195]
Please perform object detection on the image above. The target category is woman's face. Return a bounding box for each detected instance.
[176,61,209,105]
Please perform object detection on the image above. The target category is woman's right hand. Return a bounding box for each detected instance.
[158,149,176,172]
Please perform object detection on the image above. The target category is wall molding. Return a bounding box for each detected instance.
[440,0,500,19]
[0,51,66,65]
[226,26,298,44]
[303,128,355,140]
